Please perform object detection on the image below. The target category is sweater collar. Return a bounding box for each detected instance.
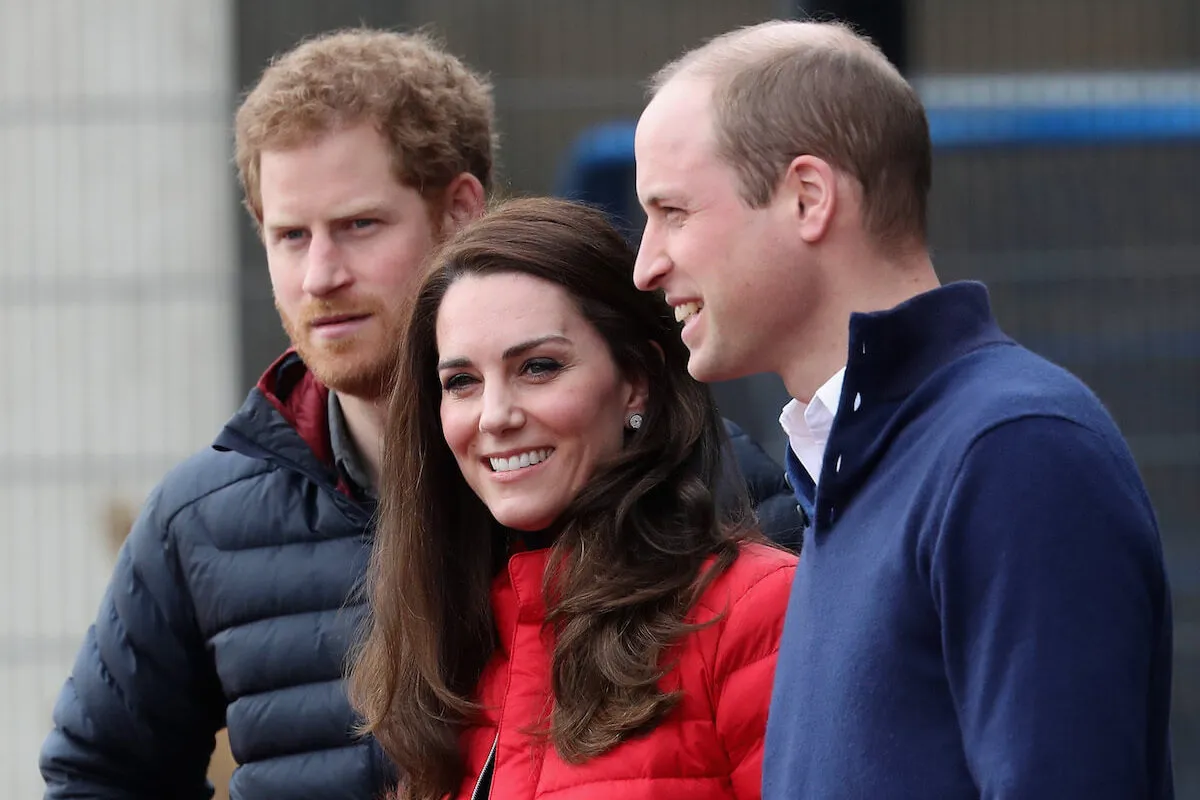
[803,281,1013,529]
[843,281,1009,404]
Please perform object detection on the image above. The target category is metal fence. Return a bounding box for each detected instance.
[1,0,1196,796]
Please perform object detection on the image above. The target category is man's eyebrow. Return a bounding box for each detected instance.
[262,216,300,232]
[262,202,391,231]
[436,334,570,371]
[329,203,389,222]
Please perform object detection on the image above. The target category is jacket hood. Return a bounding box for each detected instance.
[213,350,354,496]
[255,349,333,467]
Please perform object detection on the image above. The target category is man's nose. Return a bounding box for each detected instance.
[301,233,351,297]
[633,226,671,291]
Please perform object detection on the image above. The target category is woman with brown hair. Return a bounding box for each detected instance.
[349,197,795,800]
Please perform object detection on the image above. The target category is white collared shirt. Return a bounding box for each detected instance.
[779,367,846,485]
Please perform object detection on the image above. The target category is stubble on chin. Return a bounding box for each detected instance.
[278,310,397,401]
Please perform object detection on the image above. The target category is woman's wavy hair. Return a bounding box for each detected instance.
[348,197,755,800]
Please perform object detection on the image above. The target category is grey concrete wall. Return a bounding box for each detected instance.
[0,0,237,793]
[914,0,1200,72]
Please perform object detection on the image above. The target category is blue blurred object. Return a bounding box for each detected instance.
[929,103,1200,148]
[553,121,643,242]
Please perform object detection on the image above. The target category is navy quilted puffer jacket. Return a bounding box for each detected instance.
[40,352,799,799]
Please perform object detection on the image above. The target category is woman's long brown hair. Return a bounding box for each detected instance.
[348,197,755,800]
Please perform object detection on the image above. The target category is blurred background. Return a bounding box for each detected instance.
[0,0,1196,796]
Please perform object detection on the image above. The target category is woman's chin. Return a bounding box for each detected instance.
[496,517,554,534]
[491,507,560,535]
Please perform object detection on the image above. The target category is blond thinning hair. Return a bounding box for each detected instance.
[652,20,931,247]
[235,28,496,222]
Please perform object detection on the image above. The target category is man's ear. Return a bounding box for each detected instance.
[778,154,838,244]
[441,172,487,232]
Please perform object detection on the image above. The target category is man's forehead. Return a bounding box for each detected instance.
[637,79,715,150]
[635,81,719,196]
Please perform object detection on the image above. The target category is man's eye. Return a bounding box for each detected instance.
[281,229,306,242]
[351,219,378,230]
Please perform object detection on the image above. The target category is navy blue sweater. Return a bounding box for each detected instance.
[763,282,1174,799]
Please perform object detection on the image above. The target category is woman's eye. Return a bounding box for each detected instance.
[442,373,475,392]
[522,358,562,378]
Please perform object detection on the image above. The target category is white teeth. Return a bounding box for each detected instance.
[489,448,553,473]
[674,301,702,323]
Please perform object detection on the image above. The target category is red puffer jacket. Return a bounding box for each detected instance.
[454,542,797,800]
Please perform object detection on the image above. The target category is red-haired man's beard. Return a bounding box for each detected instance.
[277,295,402,401]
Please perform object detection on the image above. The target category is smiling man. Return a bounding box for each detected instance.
[634,18,1175,800]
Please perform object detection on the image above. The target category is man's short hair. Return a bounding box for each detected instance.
[235,28,496,222]
[652,20,931,247]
